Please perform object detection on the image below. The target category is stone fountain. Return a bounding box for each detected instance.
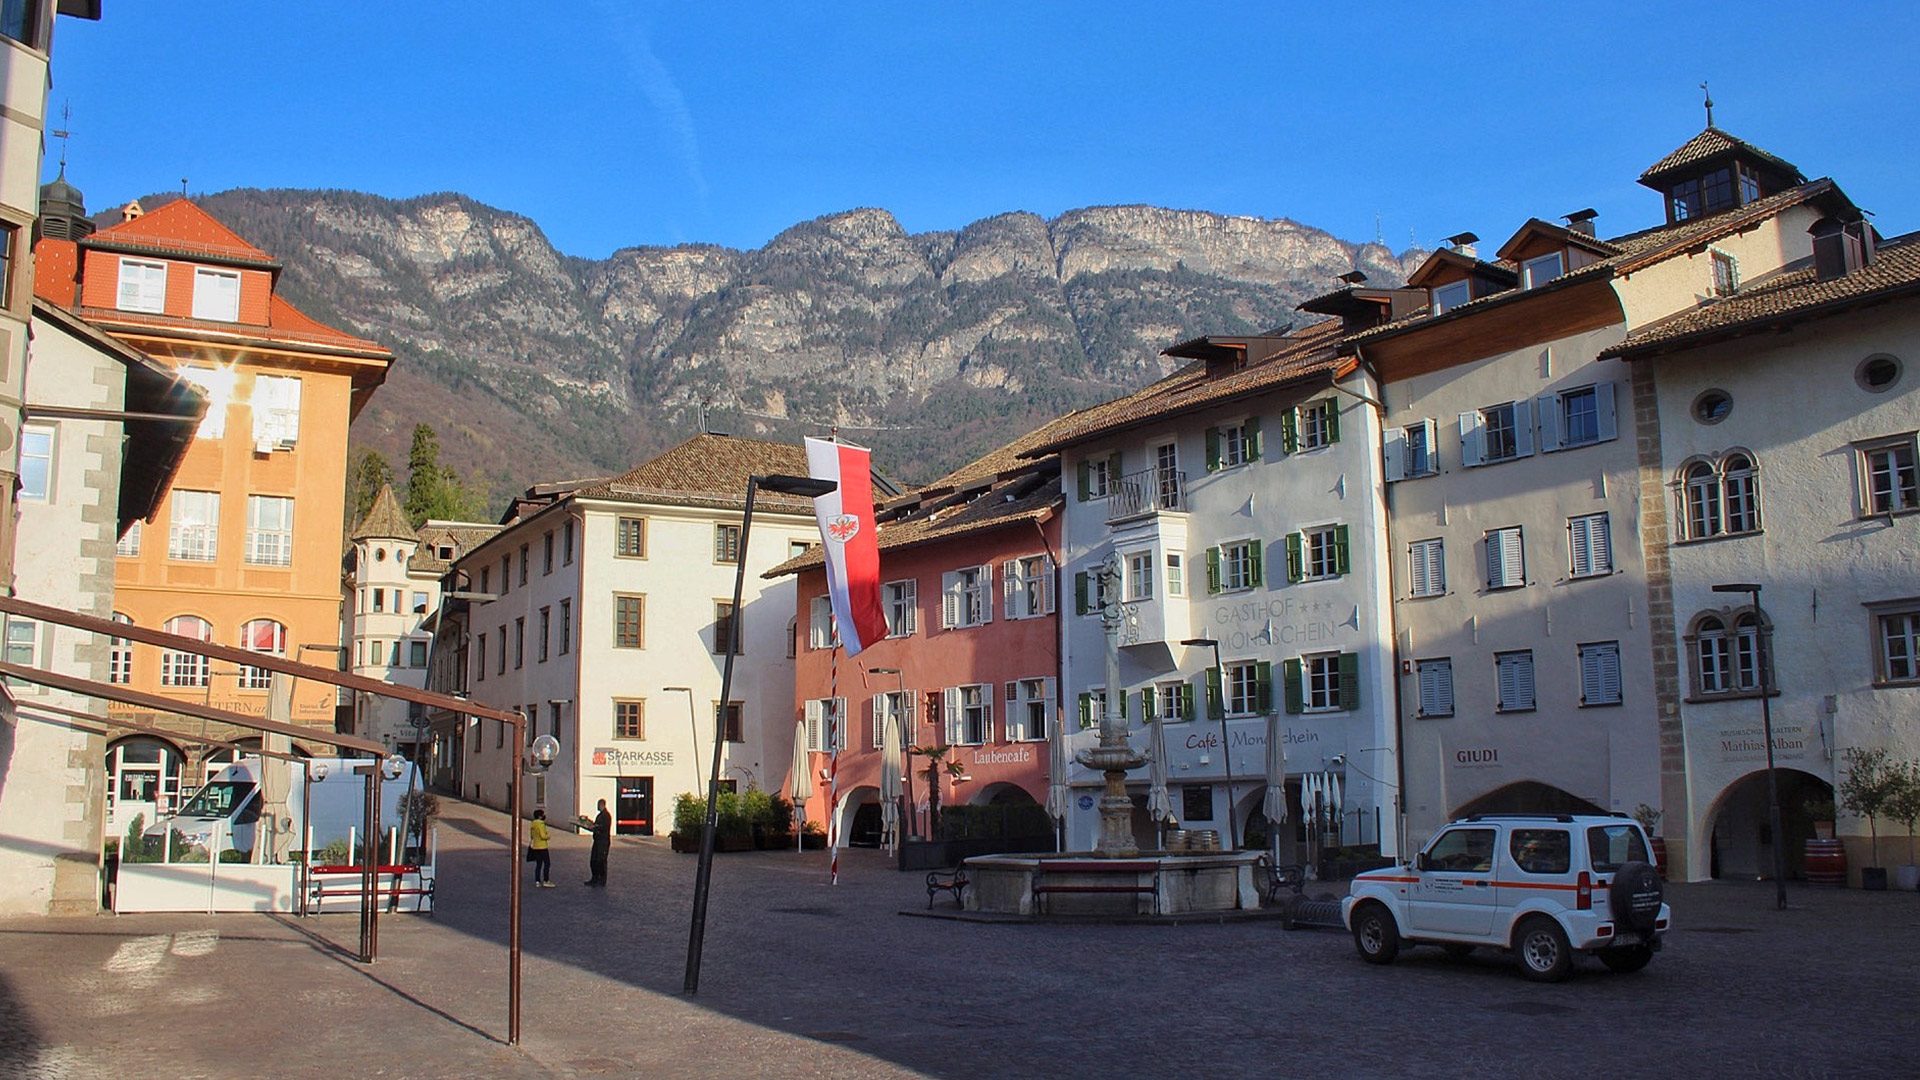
[964,556,1263,917]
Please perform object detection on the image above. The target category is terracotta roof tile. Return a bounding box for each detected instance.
[350,484,415,541]
[1020,318,1350,454]
[89,198,276,266]
[769,473,1060,577]
[1639,127,1804,184]
[411,521,504,575]
[1602,232,1920,359]
[571,433,818,513]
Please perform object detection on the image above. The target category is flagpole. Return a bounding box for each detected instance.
[828,643,842,885]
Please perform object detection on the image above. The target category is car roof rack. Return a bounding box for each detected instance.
[1455,813,1576,823]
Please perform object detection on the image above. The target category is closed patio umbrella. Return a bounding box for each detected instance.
[879,707,902,854]
[1045,714,1071,826]
[789,719,813,852]
[1147,718,1174,847]
[255,673,295,865]
[1262,712,1288,861]
[1327,771,1344,845]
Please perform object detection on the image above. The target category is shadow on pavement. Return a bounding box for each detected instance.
[0,970,43,1077]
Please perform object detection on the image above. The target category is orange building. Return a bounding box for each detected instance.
[35,197,393,828]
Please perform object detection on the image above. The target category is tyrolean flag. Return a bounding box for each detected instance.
[804,437,888,656]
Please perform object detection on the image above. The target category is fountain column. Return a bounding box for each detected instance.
[1076,553,1146,857]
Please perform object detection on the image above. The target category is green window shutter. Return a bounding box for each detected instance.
[1339,652,1360,711]
[1281,658,1302,715]
[1280,410,1299,454]
[1205,546,1222,594]
[1119,690,1128,719]
[1325,401,1342,444]
[1078,693,1092,727]
[1180,683,1196,721]
[1334,524,1351,576]
[1247,416,1263,461]
[1205,667,1223,720]
[1286,532,1304,583]
[1077,460,1091,502]
[1141,686,1156,719]
[1256,661,1275,713]
[1205,428,1221,472]
[1108,451,1123,482]
[1075,572,1089,615]
[1248,541,1265,587]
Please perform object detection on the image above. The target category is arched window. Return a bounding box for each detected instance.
[1683,461,1721,539]
[1723,452,1761,534]
[239,619,287,689]
[109,613,134,685]
[160,616,213,687]
[1689,609,1769,696]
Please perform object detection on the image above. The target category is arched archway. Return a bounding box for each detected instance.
[973,781,1035,806]
[1452,781,1607,820]
[1701,768,1833,881]
[105,735,184,838]
[836,784,881,848]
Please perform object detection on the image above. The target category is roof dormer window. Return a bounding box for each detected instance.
[192,268,241,322]
[117,258,166,313]
[1432,279,1472,314]
[1521,252,1564,290]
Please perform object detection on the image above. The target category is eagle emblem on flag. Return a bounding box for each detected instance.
[826,514,861,542]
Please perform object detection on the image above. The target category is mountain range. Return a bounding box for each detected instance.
[175,190,1423,501]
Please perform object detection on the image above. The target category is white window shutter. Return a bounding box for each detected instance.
[1595,381,1618,443]
[1570,517,1591,576]
[944,687,961,744]
[1536,392,1561,452]
[1383,427,1407,482]
[1041,558,1057,615]
[1426,540,1445,594]
[1459,411,1484,467]
[872,694,886,748]
[832,697,847,750]
[1410,543,1430,596]
[978,565,994,624]
[1486,532,1505,588]
[1503,528,1525,586]
[805,699,823,752]
[1419,418,1440,473]
[983,693,995,743]
[1498,655,1519,708]
[1513,398,1535,457]
[1593,514,1611,572]
[1003,560,1020,616]
[941,572,960,629]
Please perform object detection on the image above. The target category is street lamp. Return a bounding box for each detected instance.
[1712,582,1787,910]
[685,472,836,997]
[870,667,911,840]
[663,687,699,783]
[1181,638,1238,850]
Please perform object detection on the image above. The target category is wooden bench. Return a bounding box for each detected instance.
[1031,859,1159,915]
[925,866,969,909]
[307,864,436,914]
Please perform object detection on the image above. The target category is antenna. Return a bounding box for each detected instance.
[1374,212,1382,246]
[181,177,189,198]
[1700,81,1714,128]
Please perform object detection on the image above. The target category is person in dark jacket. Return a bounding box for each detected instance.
[582,799,611,886]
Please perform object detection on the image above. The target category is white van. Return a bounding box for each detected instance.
[150,756,425,865]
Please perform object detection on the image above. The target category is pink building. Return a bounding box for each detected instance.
[775,425,1071,853]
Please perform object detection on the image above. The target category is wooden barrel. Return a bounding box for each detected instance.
[1166,829,1189,852]
[1804,838,1847,885]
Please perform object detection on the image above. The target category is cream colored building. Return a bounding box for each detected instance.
[448,435,820,834]
[1605,214,1920,883]
[1353,126,1857,849]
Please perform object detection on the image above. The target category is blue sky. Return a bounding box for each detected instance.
[43,2,1919,261]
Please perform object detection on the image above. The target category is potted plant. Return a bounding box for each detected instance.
[1631,803,1666,878]
[1887,760,1920,891]
[801,820,827,850]
[1838,746,1902,889]
[1804,795,1837,840]
[669,792,704,853]
[1801,795,1846,884]
[909,744,966,838]
[714,790,753,852]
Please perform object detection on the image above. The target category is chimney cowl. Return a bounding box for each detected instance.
[1444,231,1479,259]
[1563,208,1599,236]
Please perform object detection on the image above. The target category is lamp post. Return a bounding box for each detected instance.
[1712,582,1787,910]
[663,687,699,785]
[685,472,836,997]
[870,667,910,839]
[1181,637,1237,851]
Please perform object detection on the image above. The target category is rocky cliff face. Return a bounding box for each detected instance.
[189,190,1422,499]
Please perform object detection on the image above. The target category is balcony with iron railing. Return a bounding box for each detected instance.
[1106,468,1188,525]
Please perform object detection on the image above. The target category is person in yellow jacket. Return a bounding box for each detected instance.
[529,809,553,887]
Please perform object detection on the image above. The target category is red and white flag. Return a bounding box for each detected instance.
[804,437,888,656]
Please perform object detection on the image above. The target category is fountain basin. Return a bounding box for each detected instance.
[964,851,1263,917]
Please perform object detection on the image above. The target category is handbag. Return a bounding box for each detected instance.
[526,847,539,862]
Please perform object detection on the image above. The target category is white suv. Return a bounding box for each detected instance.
[1341,814,1670,982]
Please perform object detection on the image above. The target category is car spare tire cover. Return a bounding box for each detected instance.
[1610,860,1662,931]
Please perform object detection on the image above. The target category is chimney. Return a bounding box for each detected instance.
[1809,216,1874,282]
[121,199,144,223]
[1445,231,1479,260]
[1563,208,1599,237]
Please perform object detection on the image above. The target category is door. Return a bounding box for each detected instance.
[616,778,654,836]
[1408,826,1499,936]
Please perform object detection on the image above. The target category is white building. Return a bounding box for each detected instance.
[1604,216,1920,883]
[451,435,821,834]
[1348,125,1861,856]
[1028,320,1401,858]
[344,485,498,758]
[0,300,198,914]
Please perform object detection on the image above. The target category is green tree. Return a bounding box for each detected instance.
[402,424,484,527]
[345,447,394,527]
[1839,746,1905,869]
